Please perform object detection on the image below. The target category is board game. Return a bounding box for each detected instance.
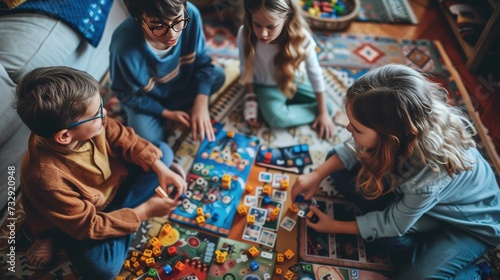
[298,197,394,272]
[118,220,277,280]
[255,144,313,174]
[169,122,260,236]
[298,262,392,280]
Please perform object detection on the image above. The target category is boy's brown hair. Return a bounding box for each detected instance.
[14,66,100,138]
[124,0,186,22]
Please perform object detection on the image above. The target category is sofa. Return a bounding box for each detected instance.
[0,0,128,212]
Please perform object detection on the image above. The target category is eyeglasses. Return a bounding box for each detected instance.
[143,10,190,37]
[66,98,104,129]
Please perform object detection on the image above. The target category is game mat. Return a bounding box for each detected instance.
[169,122,260,236]
[118,220,276,280]
[298,262,392,280]
[298,197,394,272]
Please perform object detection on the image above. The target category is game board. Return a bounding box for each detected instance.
[119,221,276,280]
[298,262,392,280]
[255,144,313,174]
[298,197,394,272]
[208,237,277,280]
[169,122,260,236]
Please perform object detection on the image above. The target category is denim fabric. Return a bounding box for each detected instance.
[60,141,173,279]
[124,65,225,145]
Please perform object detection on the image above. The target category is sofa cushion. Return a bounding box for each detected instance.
[0,0,114,47]
[0,65,22,148]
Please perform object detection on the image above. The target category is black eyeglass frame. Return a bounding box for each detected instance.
[66,98,104,129]
[143,9,190,37]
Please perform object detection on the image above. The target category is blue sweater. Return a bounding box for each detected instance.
[109,2,214,117]
[334,142,500,246]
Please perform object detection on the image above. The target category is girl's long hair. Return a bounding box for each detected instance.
[346,64,476,199]
[241,0,309,99]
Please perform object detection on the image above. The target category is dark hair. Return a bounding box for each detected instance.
[124,0,186,22]
[14,66,100,138]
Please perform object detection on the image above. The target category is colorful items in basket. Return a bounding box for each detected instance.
[300,0,348,18]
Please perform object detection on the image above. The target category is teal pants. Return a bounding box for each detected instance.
[255,81,333,128]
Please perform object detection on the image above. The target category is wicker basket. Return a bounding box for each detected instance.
[302,0,360,31]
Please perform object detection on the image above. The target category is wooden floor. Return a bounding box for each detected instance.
[345,0,500,174]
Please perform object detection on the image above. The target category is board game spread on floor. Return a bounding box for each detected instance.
[117,123,393,280]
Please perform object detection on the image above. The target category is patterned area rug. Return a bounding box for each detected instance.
[1,21,499,280]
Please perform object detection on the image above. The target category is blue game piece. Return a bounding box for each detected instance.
[295,158,304,166]
[212,212,219,222]
[293,145,301,153]
[250,261,260,271]
[295,195,304,203]
[263,195,272,204]
[300,144,308,152]
[163,264,173,274]
[179,193,187,200]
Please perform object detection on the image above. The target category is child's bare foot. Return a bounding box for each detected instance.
[26,238,54,268]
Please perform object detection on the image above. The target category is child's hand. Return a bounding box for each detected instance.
[291,171,322,201]
[305,206,335,233]
[162,110,190,128]
[135,195,181,221]
[312,111,334,139]
[192,95,215,142]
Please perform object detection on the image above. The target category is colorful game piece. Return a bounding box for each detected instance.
[169,122,259,236]
[276,267,283,275]
[237,204,248,216]
[135,269,144,276]
[277,253,285,263]
[248,246,260,257]
[161,223,173,235]
[250,260,260,271]
[152,246,162,257]
[167,246,177,256]
[143,249,153,258]
[256,144,313,174]
[284,249,295,260]
[163,264,173,274]
[289,203,299,213]
[247,214,256,224]
[149,237,161,247]
[174,261,185,271]
[123,260,130,269]
[284,270,295,280]
[215,250,228,263]
[145,257,155,267]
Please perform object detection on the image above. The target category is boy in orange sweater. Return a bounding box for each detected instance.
[14,66,187,279]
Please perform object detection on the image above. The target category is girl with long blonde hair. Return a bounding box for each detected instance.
[238,0,335,138]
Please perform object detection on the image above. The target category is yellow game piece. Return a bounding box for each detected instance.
[149,237,161,247]
[130,256,137,263]
[284,249,295,260]
[268,207,280,221]
[131,251,139,257]
[152,246,162,256]
[196,207,204,217]
[247,214,255,224]
[227,131,235,138]
[289,203,299,213]
[162,223,173,234]
[248,246,260,257]
[124,260,131,269]
[284,270,295,280]
[215,250,228,263]
[143,249,153,258]
[116,276,126,280]
[280,180,289,190]
[222,174,232,189]
[275,268,283,275]
[196,215,206,225]
[276,253,285,263]
[307,210,314,219]
[132,261,140,269]
[145,257,155,267]
[245,184,254,193]
[237,204,248,216]
[263,185,272,195]
[135,269,144,277]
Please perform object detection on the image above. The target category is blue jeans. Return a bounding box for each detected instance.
[60,142,173,279]
[124,65,226,145]
[326,150,490,280]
